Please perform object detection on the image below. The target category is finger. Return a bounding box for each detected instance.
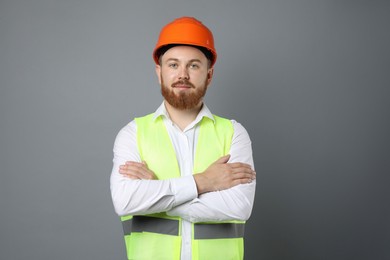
[230,170,256,181]
[215,154,231,164]
[125,161,144,167]
[230,167,254,175]
[229,162,252,169]
[232,177,254,186]
[122,166,155,180]
[121,162,156,180]
[119,165,144,176]
[233,172,256,182]
[120,165,139,173]
[119,168,142,177]
[123,162,149,171]
[120,166,151,178]
[120,162,143,173]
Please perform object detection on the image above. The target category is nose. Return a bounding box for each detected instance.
[178,67,189,80]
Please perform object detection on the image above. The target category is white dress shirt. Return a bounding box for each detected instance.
[110,102,256,260]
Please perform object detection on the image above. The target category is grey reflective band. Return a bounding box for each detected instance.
[122,218,133,236]
[194,223,245,239]
[122,216,179,236]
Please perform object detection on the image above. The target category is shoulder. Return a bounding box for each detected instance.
[230,120,252,142]
[213,115,248,134]
[115,120,137,144]
[230,119,244,131]
[118,112,154,135]
[211,114,250,136]
[135,113,155,121]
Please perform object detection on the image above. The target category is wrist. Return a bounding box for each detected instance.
[193,173,210,195]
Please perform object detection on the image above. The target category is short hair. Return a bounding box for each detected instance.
[157,44,213,68]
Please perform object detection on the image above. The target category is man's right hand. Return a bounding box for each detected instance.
[119,161,157,180]
[193,155,256,195]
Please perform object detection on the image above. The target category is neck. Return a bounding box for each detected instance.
[164,100,203,131]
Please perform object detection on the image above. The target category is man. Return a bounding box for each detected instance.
[110,17,256,260]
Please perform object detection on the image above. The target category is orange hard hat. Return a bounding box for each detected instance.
[153,17,217,66]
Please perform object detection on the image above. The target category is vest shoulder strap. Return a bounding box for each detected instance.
[194,115,234,173]
[135,113,180,179]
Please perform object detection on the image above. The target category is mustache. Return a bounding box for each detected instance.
[172,80,195,88]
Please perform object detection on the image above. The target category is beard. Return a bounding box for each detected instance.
[161,78,208,110]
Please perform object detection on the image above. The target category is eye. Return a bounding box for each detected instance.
[168,63,178,69]
[189,63,200,69]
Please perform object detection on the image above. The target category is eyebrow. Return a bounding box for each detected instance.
[188,59,202,63]
[165,58,203,64]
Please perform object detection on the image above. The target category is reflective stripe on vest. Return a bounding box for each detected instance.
[194,222,245,239]
[122,216,245,239]
[122,216,179,236]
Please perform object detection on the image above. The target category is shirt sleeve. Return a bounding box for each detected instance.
[166,121,256,222]
[110,121,198,217]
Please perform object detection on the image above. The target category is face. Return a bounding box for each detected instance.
[155,45,214,110]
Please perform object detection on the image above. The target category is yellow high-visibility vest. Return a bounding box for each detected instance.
[121,113,245,260]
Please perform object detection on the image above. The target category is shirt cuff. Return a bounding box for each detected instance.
[170,175,198,206]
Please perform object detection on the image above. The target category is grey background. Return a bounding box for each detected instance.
[1,0,389,259]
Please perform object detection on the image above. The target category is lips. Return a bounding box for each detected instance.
[172,81,194,89]
[175,84,191,88]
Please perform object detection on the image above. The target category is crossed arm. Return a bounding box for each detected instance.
[120,155,254,194]
[110,120,256,222]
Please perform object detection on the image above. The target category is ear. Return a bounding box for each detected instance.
[206,67,214,86]
[155,64,162,85]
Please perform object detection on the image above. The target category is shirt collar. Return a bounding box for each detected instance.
[153,101,215,125]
